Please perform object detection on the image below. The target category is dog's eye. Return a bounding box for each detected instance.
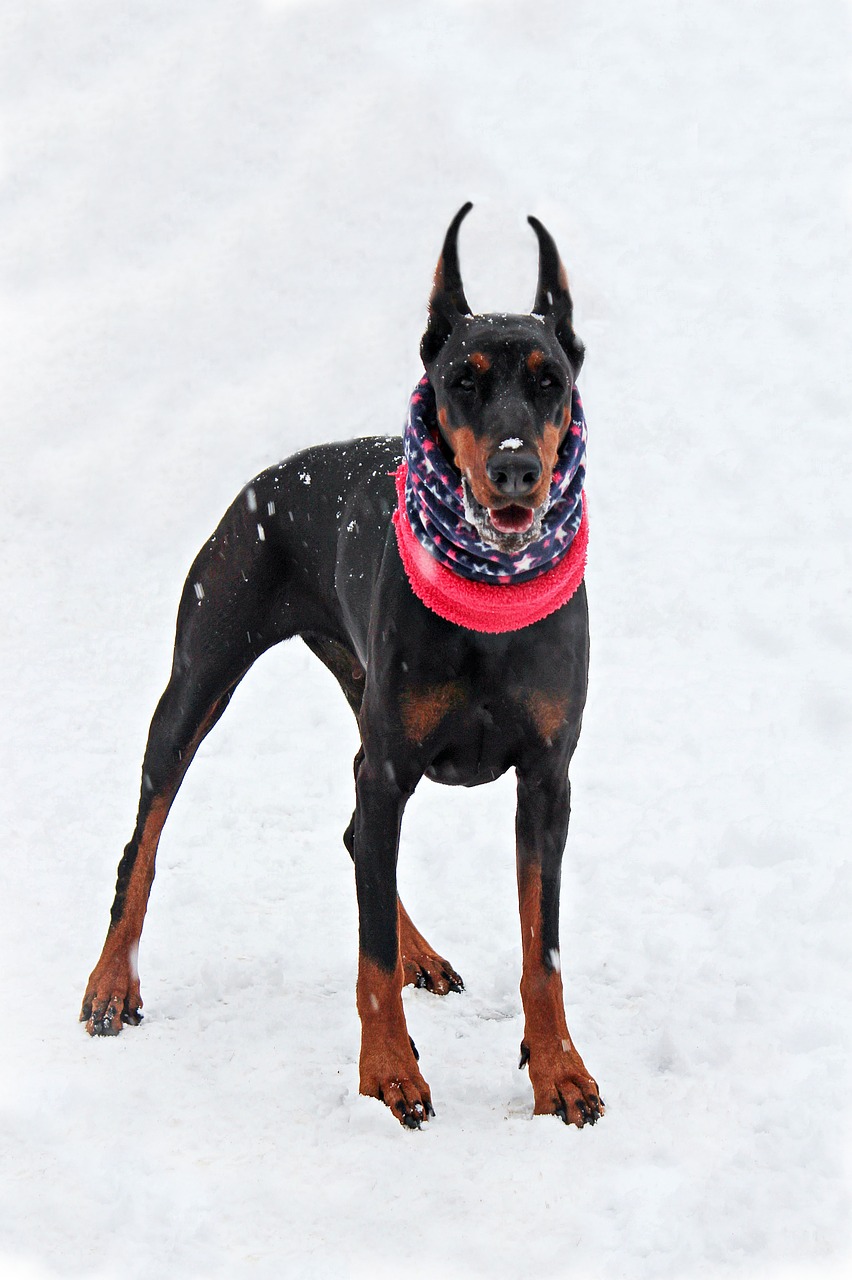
[456,376,475,392]
[539,373,562,392]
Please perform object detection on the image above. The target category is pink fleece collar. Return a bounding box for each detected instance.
[393,468,588,633]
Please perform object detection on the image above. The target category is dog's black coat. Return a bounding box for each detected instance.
[82,206,603,1129]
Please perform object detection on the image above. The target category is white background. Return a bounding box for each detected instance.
[1,1,850,1276]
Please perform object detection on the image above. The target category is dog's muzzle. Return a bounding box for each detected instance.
[462,477,547,553]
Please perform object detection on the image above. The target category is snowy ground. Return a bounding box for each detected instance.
[1,1,851,1277]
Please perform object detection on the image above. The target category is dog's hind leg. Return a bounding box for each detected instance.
[81,672,244,1034]
[81,504,293,1035]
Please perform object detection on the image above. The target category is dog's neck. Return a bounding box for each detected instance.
[392,378,589,633]
[399,377,586,586]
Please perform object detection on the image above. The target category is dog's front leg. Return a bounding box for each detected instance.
[515,768,603,1127]
[353,755,433,1127]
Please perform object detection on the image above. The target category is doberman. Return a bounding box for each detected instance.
[81,204,604,1129]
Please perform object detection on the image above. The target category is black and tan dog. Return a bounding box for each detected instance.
[81,204,603,1129]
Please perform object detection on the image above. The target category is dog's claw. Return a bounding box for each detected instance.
[552,1091,601,1127]
[396,1098,433,1129]
[88,1004,123,1036]
[404,956,464,996]
[367,1073,434,1129]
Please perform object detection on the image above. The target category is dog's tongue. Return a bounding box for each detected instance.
[489,505,534,535]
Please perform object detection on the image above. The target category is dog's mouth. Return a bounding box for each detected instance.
[488,505,535,536]
[461,478,545,553]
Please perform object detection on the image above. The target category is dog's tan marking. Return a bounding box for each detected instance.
[469,351,491,373]
[540,420,561,469]
[447,423,478,473]
[117,795,168,939]
[517,861,602,1123]
[518,862,570,1045]
[526,349,546,373]
[357,953,432,1119]
[81,792,170,1027]
[400,681,464,745]
[429,256,445,302]
[444,424,494,507]
[525,690,569,745]
[520,420,562,510]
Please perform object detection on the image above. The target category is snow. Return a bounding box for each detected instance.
[1,1,850,1277]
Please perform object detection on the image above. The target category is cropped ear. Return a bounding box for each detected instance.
[420,202,473,366]
[527,215,585,376]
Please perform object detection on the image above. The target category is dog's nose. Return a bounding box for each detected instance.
[486,450,542,499]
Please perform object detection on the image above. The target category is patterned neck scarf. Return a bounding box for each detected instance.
[399,376,586,585]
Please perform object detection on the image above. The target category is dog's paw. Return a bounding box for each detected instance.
[520,1040,604,1128]
[547,1077,604,1127]
[397,908,463,995]
[366,1077,435,1129]
[360,1050,434,1128]
[80,950,143,1036]
[402,950,464,996]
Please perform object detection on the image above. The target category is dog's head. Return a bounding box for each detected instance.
[420,203,585,554]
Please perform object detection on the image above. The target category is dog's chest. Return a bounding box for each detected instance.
[395,654,575,787]
[420,692,524,785]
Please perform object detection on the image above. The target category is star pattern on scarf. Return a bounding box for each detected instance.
[401,376,587,587]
